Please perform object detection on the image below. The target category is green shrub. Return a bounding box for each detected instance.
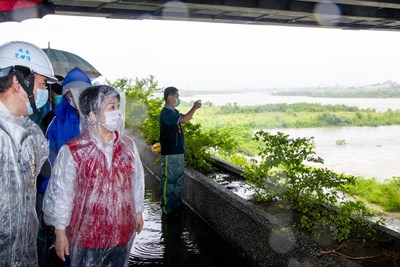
[317,112,350,126]
[242,130,379,242]
[183,122,239,173]
[336,139,346,145]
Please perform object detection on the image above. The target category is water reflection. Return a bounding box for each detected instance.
[129,170,252,267]
[130,193,164,265]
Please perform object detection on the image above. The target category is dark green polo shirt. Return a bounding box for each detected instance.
[160,105,185,155]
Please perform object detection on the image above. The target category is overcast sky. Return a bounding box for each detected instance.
[1,14,400,91]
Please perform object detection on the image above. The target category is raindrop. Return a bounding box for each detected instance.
[313,1,342,27]
[311,221,336,246]
[162,1,189,19]
[269,227,296,254]
[288,258,314,267]
[11,6,39,22]
[129,239,164,265]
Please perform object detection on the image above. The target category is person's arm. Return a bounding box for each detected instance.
[132,140,145,234]
[43,145,76,261]
[43,117,59,166]
[180,100,201,123]
[135,212,144,235]
[54,229,69,262]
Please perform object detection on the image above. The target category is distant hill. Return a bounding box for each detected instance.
[180,80,400,98]
[270,80,400,98]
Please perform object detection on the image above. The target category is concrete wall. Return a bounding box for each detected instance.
[134,135,360,267]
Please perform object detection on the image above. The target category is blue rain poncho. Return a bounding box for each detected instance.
[43,85,144,266]
[0,101,49,266]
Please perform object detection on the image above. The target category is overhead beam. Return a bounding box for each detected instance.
[47,0,400,31]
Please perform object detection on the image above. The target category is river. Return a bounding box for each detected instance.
[266,126,400,181]
[181,93,400,181]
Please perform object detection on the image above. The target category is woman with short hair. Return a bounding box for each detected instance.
[43,85,144,267]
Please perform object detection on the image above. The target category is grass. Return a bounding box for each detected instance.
[343,177,400,212]
[193,106,324,129]
[183,104,400,130]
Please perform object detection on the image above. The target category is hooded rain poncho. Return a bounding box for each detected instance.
[43,85,144,267]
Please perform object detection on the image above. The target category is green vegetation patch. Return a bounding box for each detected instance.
[344,177,400,212]
[188,103,400,130]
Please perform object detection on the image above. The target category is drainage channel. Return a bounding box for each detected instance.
[129,167,253,267]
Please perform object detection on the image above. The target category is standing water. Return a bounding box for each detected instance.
[129,167,253,267]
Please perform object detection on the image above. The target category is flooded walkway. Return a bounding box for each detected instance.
[129,167,253,267]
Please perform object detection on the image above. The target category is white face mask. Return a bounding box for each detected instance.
[103,109,122,132]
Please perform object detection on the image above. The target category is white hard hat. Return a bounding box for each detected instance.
[0,41,57,82]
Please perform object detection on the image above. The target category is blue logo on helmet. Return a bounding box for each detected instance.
[14,48,31,62]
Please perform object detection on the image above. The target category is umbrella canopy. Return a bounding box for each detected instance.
[0,0,54,23]
[42,47,102,79]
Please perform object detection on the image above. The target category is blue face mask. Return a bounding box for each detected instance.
[53,95,62,107]
[25,88,49,115]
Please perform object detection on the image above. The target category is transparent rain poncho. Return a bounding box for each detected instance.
[0,101,49,266]
[43,85,144,266]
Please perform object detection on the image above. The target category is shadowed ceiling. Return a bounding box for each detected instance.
[53,0,400,31]
[2,1,400,31]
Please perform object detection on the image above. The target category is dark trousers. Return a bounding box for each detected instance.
[160,154,185,214]
[37,193,50,267]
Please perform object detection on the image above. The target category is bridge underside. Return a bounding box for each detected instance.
[46,0,400,32]
[2,1,400,31]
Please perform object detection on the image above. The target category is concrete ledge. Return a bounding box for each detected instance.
[133,135,360,267]
[210,155,243,177]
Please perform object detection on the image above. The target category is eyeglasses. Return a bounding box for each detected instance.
[0,66,13,78]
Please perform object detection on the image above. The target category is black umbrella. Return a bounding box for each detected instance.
[42,47,102,79]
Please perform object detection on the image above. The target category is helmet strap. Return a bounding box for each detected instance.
[14,70,40,115]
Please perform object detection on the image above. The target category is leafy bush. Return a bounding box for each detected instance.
[242,130,378,242]
[336,139,346,145]
[183,123,239,173]
[317,112,351,126]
